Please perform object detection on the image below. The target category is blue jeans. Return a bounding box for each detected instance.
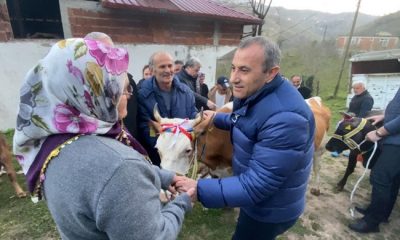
[232,210,297,240]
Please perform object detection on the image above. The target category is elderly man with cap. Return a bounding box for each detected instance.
[208,76,233,110]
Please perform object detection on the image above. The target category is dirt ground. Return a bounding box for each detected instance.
[281,152,400,240]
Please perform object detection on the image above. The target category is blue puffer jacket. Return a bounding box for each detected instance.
[383,87,400,146]
[137,76,197,149]
[197,74,315,223]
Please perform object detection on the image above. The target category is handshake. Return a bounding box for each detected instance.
[168,175,198,202]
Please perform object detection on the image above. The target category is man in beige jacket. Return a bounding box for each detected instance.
[208,76,232,109]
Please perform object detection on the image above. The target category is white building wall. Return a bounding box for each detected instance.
[0,40,234,130]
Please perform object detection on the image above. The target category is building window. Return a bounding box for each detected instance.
[6,0,64,39]
[350,38,359,46]
[379,38,389,48]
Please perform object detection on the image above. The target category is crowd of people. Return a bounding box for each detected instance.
[11,32,400,239]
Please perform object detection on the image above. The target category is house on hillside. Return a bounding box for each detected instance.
[0,0,261,130]
[336,35,399,53]
[347,49,400,110]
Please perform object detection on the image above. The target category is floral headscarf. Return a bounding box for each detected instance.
[13,38,129,192]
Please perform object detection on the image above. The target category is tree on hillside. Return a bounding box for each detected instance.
[249,0,273,36]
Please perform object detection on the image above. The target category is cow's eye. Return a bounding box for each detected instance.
[185,149,192,154]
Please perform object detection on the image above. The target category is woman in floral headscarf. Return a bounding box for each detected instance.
[13,37,194,240]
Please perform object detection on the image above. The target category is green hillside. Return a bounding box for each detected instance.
[356,11,400,36]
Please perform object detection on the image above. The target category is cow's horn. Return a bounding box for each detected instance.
[153,103,162,123]
[193,108,203,126]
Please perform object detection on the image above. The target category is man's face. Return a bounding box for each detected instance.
[291,76,301,88]
[186,65,201,78]
[152,53,174,86]
[352,84,365,95]
[230,44,278,99]
[143,67,152,79]
[199,75,205,84]
[174,64,183,74]
[217,84,227,94]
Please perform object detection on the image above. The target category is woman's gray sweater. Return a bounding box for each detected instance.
[44,135,192,240]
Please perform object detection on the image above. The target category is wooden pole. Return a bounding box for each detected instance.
[333,0,361,98]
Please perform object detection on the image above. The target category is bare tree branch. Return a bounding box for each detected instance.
[249,0,272,36]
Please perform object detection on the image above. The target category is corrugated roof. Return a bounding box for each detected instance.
[350,49,400,62]
[102,0,262,24]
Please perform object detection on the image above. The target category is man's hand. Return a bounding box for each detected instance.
[365,130,382,143]
[203,110,216,119]
[366,114,384,125]
[169,175,187,194]
[186,188,197,203]
[207,100,217,110]
[175,177,198,201]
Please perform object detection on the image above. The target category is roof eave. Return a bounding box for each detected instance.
[102,1,262,25]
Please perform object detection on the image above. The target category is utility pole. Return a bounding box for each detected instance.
[333,0,361,98]
[322,24,327,42]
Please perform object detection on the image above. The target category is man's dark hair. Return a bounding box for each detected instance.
[183,57,201,69]
[238,36,281,72]
[174,60,184,65]
[142,64,150,74]
[290,75,302,81]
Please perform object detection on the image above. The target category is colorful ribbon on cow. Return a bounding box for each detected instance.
[161,119,194,149]
[159,119,198,179]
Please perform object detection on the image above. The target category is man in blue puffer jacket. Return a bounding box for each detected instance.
[176,37,315,239]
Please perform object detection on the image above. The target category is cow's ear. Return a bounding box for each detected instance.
[148,120,162,136]
[340,111,354,121]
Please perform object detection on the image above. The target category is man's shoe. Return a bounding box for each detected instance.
[354,207,389,223]
[348,219,379,233]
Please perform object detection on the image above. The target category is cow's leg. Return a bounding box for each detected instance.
[310,153,321,196]
[1,155,26,198]
[336,151,358,192]
[0,165,6,176]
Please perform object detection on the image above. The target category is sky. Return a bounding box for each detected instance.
[269,0,400,16]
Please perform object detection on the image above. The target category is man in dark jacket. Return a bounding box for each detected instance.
[137,52,197,166]
[290,75,312,99]
[332,82,374,157]
[348,81,374,117]
[123,73,140,139]
[175,37,315,239]
[176,58,216,110]
[349,87,400,233]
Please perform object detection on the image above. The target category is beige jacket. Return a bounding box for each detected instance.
[208,86,232,107]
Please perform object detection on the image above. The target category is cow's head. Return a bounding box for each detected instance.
[193,102,234,178]
[150,105,202,175]
[325,112,375,153]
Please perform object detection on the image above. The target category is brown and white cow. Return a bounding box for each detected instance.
[149,106,203,176]
[0,132,26,198]
[194,102,233,177]
[305,97,331,196]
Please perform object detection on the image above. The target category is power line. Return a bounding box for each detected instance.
[271,13,318,37]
